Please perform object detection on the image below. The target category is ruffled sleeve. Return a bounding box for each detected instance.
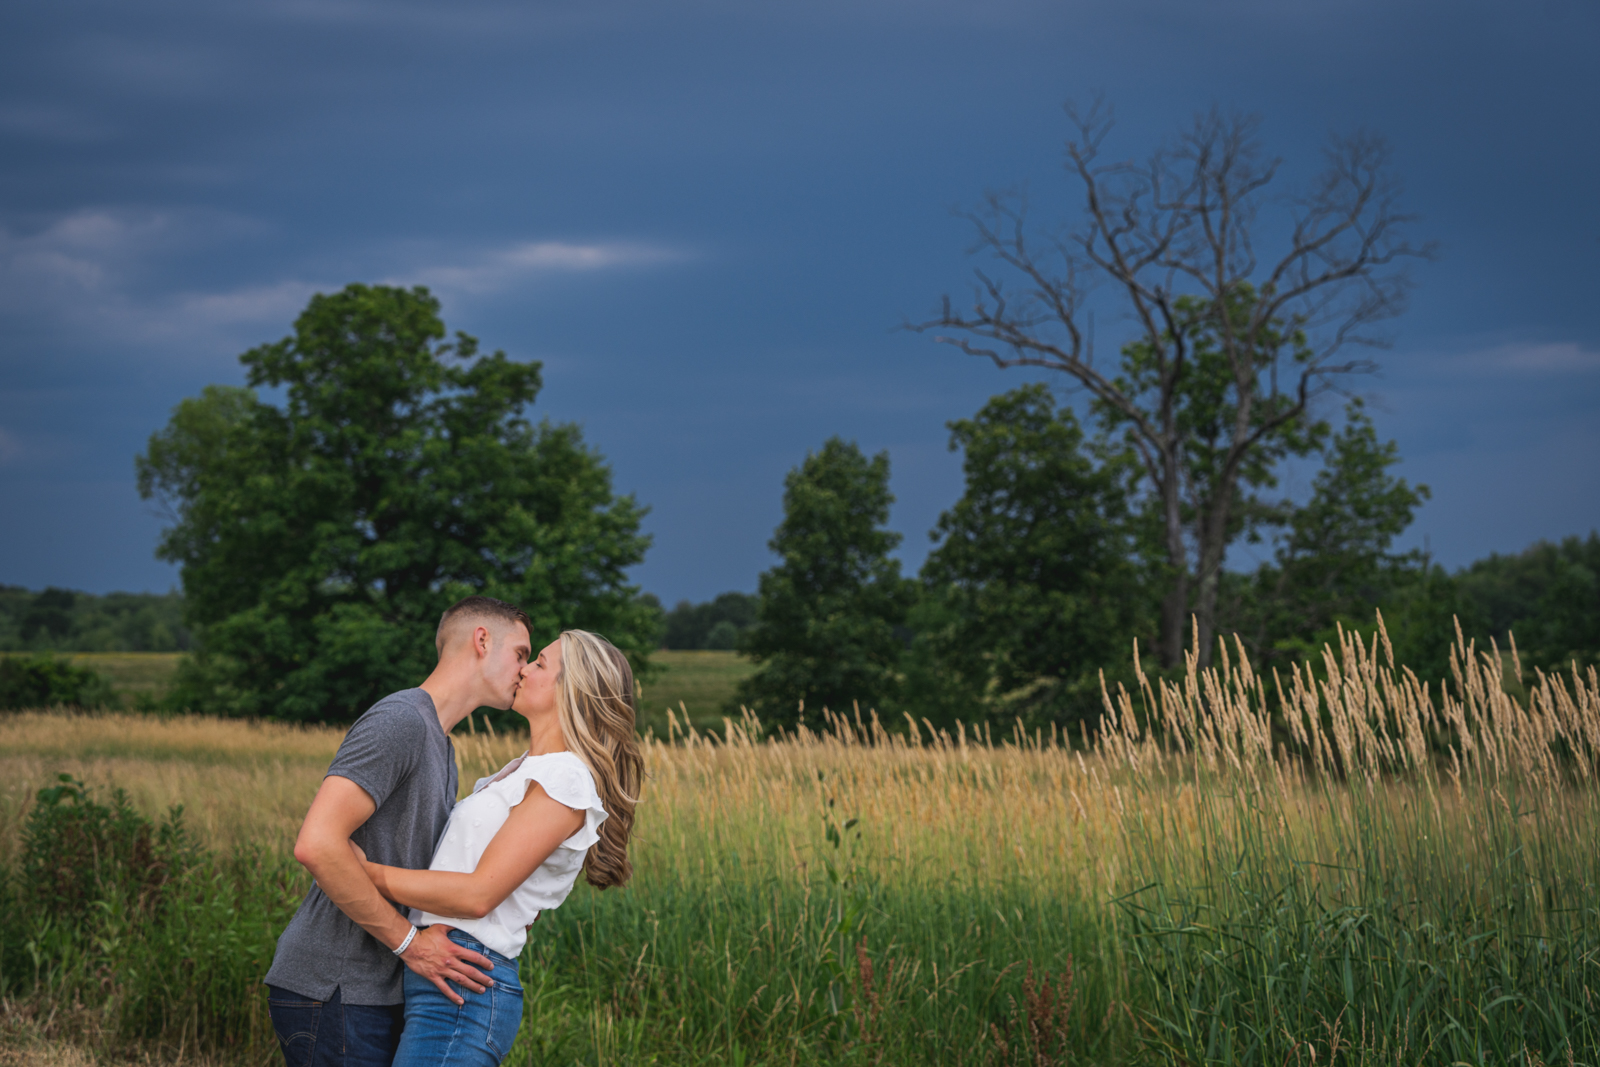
[494,752,608,851]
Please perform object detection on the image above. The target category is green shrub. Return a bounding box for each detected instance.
[18,775,199,924]
[0,654,118,709]
[1,777,302,1059]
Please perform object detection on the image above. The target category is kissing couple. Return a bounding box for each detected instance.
[263,596,643,1067]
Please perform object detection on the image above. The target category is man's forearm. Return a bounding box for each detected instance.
[303,841,415,948]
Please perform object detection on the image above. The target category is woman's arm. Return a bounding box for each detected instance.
[359,782,585,920]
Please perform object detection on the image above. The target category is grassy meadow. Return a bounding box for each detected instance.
[2,625,1598,1066]
[636,650,757,735]
[59,654,187,700]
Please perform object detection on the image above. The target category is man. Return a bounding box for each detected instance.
[264,595,533,1067]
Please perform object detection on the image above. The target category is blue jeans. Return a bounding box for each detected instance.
[392,930,524,1067]
[267,985,405,1067]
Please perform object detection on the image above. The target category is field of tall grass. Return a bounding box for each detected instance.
[1,620,1597,1066]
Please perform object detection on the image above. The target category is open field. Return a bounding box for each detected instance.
[63,653,186,697]
[2,627,1598,1065]
[636,649,756,734]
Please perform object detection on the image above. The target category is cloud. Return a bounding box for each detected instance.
[0,209,691,361]
[1,210,170,294]
[395,240,688,297]
[173,281,323,330]
[0,208,277,353]
[1459,341,1600,376]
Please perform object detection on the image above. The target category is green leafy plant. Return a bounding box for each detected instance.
[18,775,199,925]
[0,655,118,710]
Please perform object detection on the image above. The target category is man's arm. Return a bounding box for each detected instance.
[292,775,493,1005]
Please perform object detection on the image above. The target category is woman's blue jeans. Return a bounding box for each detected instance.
[391,929,524,1067]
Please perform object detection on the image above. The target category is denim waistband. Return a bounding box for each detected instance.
[442,927,517,969]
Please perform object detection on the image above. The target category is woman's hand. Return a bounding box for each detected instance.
[347,840,398,902]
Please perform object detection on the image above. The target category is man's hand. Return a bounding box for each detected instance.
[400,925,495,1005]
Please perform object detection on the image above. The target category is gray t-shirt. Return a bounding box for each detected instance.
[264,688,458,1005]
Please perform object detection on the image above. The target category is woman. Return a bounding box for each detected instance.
[354,629,643,1067]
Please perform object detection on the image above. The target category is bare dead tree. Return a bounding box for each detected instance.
[914,102,1434,668]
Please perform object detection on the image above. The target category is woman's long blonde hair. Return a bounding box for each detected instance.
[555,629,643,889]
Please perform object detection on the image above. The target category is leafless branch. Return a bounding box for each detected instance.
[909,101,1431,667]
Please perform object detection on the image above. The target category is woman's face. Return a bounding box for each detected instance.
[513,639,563,720]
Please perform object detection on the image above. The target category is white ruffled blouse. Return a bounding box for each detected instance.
[409,750,607,959]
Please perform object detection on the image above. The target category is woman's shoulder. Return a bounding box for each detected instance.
[515,751,602,806]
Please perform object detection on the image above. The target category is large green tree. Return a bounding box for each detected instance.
[734,438,914,727]
[920,104,1431,666]
[137,283,655,722]
[906,385,1146,728]
[1218,401,1430,670]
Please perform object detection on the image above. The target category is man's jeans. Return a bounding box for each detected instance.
[392,929,524,1067]
[267,985,405,1067]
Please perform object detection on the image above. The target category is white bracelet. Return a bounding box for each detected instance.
[393,925,418,957]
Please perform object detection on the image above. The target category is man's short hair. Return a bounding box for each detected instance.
[436,596,533,656]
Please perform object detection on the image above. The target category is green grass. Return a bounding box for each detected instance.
[636,649,756,735]
[63,651,185,696]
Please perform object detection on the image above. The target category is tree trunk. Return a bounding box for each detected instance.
[1157,452,1189,668]
[1193,560,1221,668]
[1159,579,1189,669]
[1192,468,1241,668]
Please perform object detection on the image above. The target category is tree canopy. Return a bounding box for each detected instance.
[921,105,1432,666]
[0,587,188,652]
[735,438,913,727]
[1218,400,1430,669]
[906,385,1146,727]
[137,283,655,722]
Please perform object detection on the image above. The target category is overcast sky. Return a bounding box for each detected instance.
[2,0,1597,604]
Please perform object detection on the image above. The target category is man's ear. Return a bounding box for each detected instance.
[473,625,493,658]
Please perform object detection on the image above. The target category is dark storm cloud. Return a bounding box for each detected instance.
[1,0,1596,599]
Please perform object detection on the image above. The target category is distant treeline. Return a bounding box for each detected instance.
[1454,534,1600,663]
[6,526,1593,706]
[1218,531,1600,685]
[0,587,190,653]
[653,592,758,650]
[660,533,1599,676]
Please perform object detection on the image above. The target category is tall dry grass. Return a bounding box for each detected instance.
[1,617,1596,1064]
[1094,618,1600,1065]
[0,713,341,863]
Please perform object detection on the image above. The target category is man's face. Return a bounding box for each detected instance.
[482,622,532,709]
